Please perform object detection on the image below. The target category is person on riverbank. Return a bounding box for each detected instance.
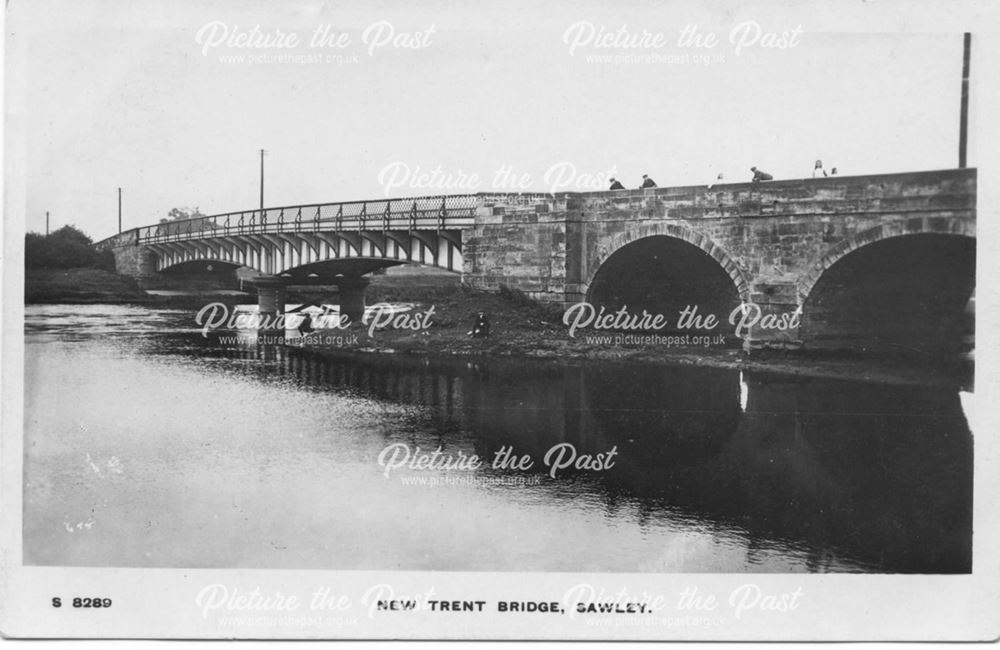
[468,311,490,338]
[812,159,828,178]
[751,166,773,183]
[640,174,657,188]
[297,312,315,336]
[608,177,625,190]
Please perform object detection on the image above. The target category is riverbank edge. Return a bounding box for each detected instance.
[296,337,971,389]
[25,295,972,388]
[25,267,973,390]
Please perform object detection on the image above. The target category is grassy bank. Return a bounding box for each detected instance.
[24,267,253,306]
[303,273,972,389]
[24,267,149,303]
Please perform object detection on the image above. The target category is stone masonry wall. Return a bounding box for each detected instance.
[96,231,155,279]
[462,200,574,302]
[463,168,976,313]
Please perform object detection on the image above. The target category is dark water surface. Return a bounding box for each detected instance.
[23,305,973,573]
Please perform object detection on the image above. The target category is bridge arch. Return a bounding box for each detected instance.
[279,257,460,283]
[587,223,752,302]
[157,258,243,272]
[584,226,750,327]
[797,218,975,352]
[797,217,975,302]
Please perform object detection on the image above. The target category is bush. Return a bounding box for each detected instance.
[94,249,117,271]
[24,225,104,269]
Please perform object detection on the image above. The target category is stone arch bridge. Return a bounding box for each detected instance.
[99,168,975,352]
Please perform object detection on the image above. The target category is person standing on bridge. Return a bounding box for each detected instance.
[750,166,773,183]
[640,174,657,188]
[608,177,625,190]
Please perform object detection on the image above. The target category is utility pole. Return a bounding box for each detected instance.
[45,211,49,236]
[259,149,267,214]
[959,32,971,168]
[118,187,123,233]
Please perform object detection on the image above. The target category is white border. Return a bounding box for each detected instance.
[2,0,999,641]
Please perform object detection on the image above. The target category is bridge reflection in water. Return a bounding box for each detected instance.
[211,342,972,574]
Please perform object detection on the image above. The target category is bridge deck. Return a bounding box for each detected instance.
[96,168,974,250]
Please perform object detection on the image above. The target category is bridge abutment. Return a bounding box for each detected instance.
[96,232,156,284]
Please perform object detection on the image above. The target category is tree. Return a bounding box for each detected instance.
[157,207,213,236]
[160,207,206,223]
[24,225,105,268]
[24,232,49,268]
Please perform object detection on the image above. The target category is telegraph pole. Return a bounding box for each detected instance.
[45,211,49,236]
[118,187,123,233]
[959,32,971,168]
[259,149,267,214]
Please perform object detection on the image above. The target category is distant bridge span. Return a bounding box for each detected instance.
[113,194,488,276]
[99,168,976,352]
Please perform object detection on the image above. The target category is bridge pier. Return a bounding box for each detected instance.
[741,282,803,351]
[253,276,288,332]
[336,277,369,323]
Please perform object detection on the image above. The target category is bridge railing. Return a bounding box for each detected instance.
[135,194,493,245]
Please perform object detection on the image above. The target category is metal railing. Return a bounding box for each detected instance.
[134,194,499,245]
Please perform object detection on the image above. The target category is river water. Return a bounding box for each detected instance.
[23,304,973,573]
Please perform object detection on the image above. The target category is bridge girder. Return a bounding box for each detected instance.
[186,239,216,257]
[232,235,264,257]
[410,231,438,265]
[259,233,284,250]
[438,229,461,248]
[360,231,387,257]
[162,241,193,263]
[384,230,412,260]
[336,231,362,257]
[207,237,237,258]
[144,224,466,275]
[276,232,319,257]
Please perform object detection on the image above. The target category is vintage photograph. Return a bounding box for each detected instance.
[2,0,998,641]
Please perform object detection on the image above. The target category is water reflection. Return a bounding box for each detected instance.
[23,305,973,573]
[196,337,973,573]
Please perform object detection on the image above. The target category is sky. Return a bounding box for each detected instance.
[5,0,989,240]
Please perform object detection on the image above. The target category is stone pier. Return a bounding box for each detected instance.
[253,276,288,332]
[336,276,369,323]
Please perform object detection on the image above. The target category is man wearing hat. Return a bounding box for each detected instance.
[640,174,657,188]
[608,177,625,190]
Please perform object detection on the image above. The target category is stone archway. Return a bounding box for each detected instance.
[584,228,748,333]
[797,219,975,353]
[586,222,752,302]
[797,217,975,302]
